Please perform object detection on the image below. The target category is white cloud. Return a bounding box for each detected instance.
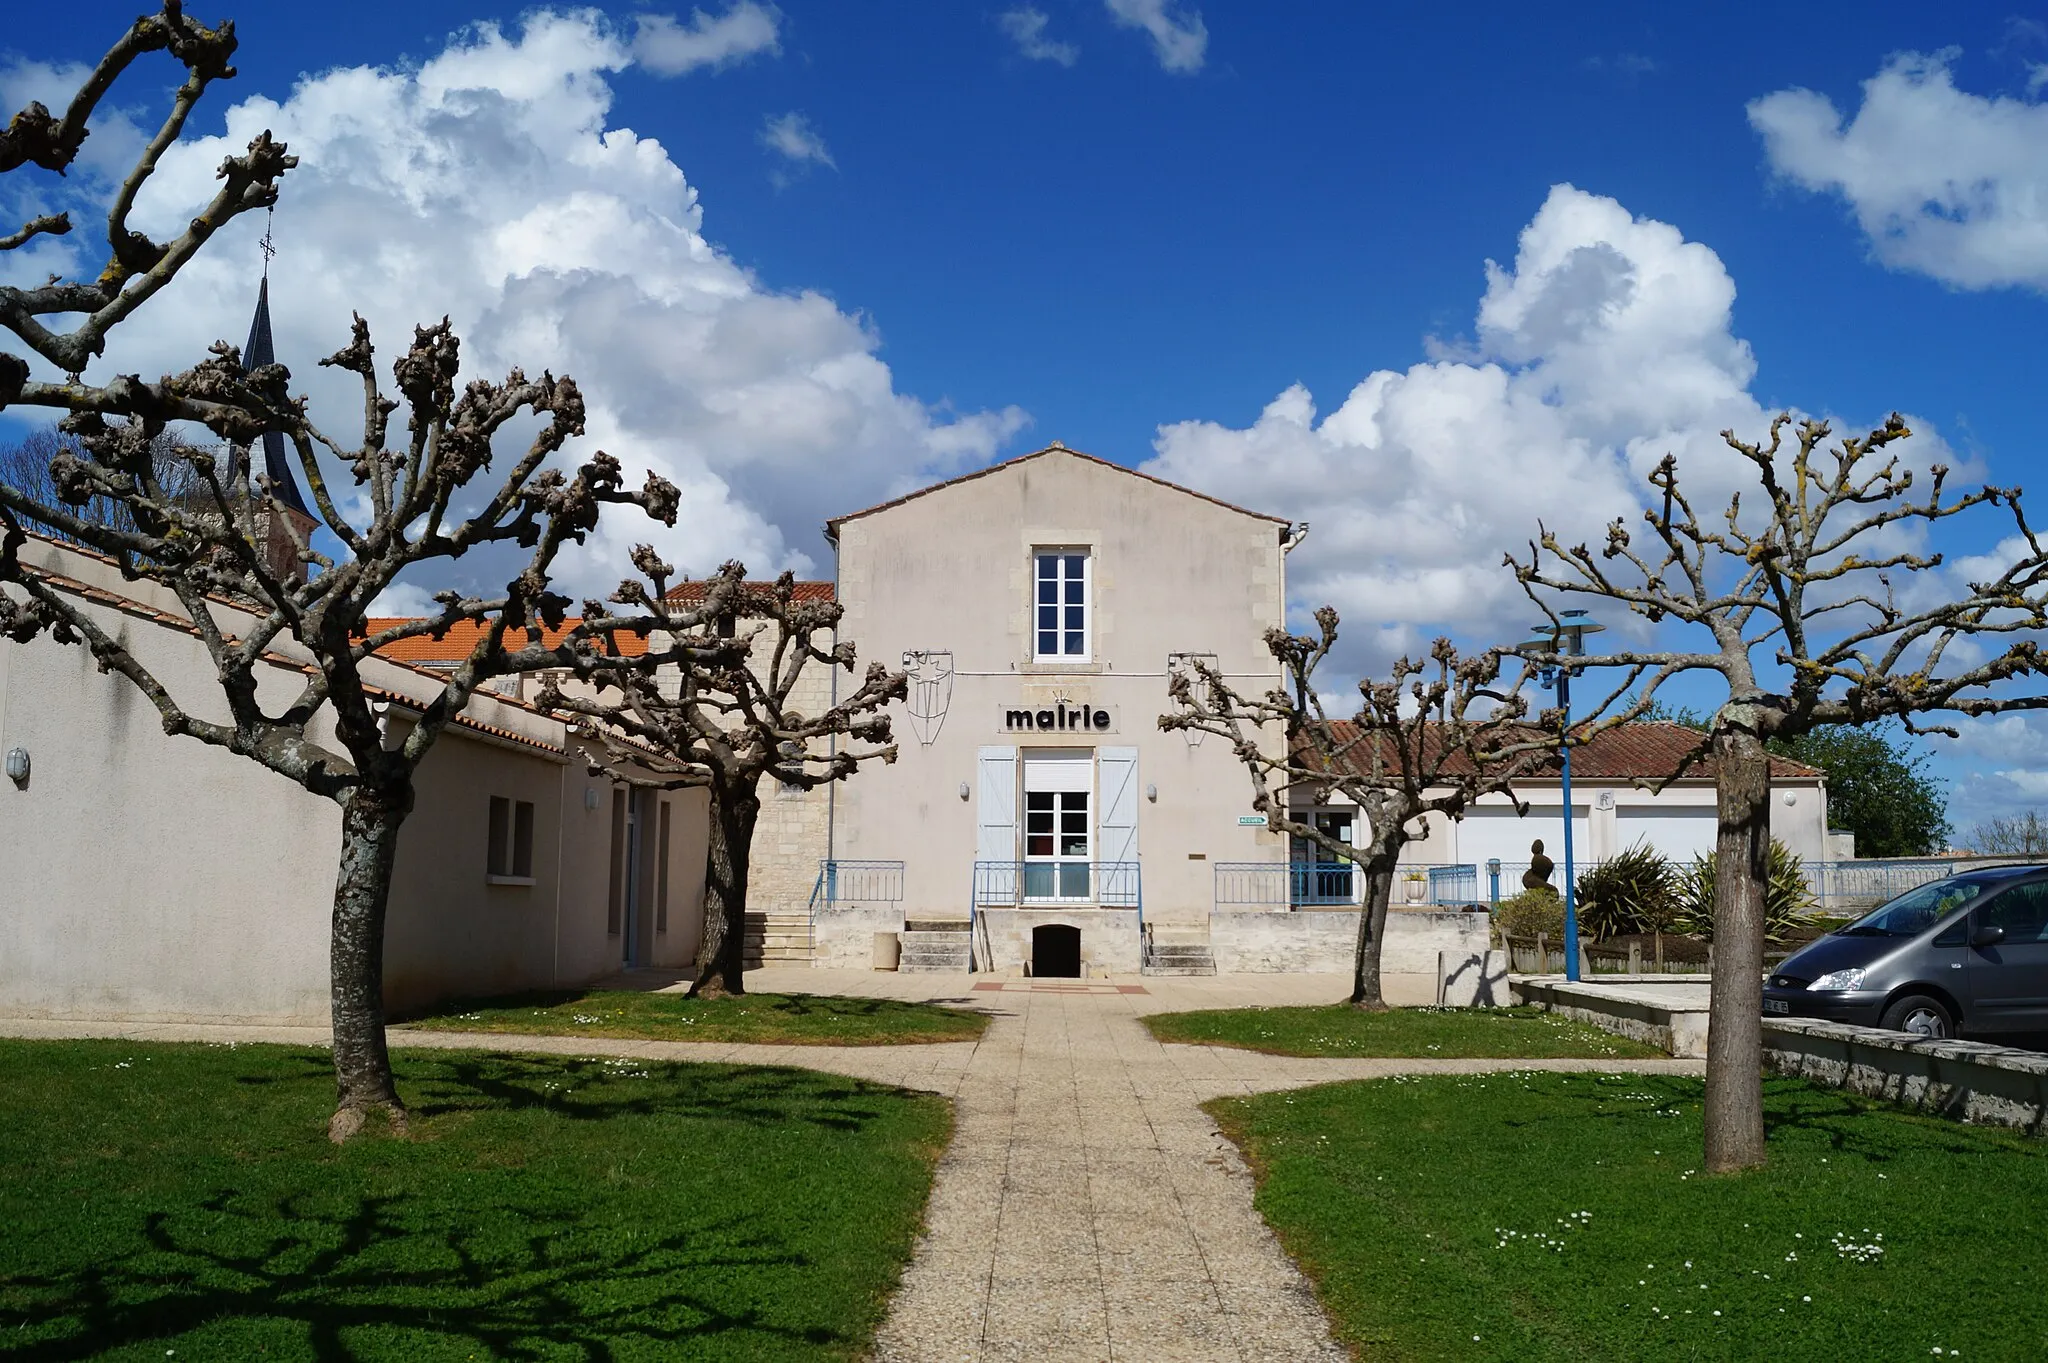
[1104,0,1207,73]
[999,8,1080,67]
[1141,184,1961,680]
[1750,52,2048,291]
[760,111,835,170]
[20,10,1021,600]
[368,581,440,618]
[631,3,780,77]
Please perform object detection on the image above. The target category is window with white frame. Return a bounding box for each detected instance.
[1033,550,1090,661]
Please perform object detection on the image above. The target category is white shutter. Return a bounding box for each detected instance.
[976,746,1018,864]
[1097,747,1139,908]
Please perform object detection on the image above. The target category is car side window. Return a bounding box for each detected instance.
[1978,883,2048,944]
[1932,917,1967,948]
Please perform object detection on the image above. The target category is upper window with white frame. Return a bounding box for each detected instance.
[1034,550,1090,661]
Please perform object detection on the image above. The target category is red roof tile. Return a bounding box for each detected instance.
[662,579,835,605]
[1313,720,1821,782]
[362,617,654,665]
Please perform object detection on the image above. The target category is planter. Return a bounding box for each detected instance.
[1402,878,1427,905]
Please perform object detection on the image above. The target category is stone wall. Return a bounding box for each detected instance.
[813,907,909,969]
[1763,1016,2048,1134]
[745,665,835,918]
[1209,909,1490,1005]
[980,908,1142,977]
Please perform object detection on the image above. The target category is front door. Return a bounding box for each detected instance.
[1023,749,1092,902]
[1291,808,1355,906]
[1964,881,2048,1031]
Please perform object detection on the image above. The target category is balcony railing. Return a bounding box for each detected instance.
[971,861,1142,910]
[808,859,906,913]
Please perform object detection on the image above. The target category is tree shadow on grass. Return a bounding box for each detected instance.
[1481,1071,2048,1167]
[235,1051,917,1134]
[0,1183,849,1361]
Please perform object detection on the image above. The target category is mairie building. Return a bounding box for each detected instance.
[0,439,1834,1024]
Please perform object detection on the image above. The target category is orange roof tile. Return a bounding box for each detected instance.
[662,579,835,605]
[362,617,655,665]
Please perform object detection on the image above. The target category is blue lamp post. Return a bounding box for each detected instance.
[1520,609,1604,982]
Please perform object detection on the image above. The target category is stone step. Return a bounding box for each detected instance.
[900,954,970,970]
[1142,943,1217,977]
[905,919,971,934]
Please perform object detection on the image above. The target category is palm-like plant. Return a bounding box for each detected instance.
[1671,838,1815,942]
[1573,839,1679,940]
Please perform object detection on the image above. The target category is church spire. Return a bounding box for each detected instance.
[241,272,311,517]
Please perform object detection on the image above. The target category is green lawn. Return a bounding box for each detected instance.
[0,1039,950,1360]
[1212,1071,2047,1361]
[401,989,989,1045]
[1143,1005,1662,1059]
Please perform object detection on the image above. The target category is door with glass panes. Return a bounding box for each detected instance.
[1290,808,1356,906]
[1023,749,1093,901]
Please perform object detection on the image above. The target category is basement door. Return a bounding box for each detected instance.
[1023,748,1093,902]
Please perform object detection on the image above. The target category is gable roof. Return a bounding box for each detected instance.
[1313,720,1822,783]
[824,442,1291,539]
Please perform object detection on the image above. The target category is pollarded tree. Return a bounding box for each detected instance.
[1510,413,2048,1172]
[1163,616,1617,1008]
[0,5,701,1139]
[542,554,906,999]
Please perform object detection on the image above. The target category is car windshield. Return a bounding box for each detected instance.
[1839,879,1986,937]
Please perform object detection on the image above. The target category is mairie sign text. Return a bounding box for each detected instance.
[1002,704,1115,733]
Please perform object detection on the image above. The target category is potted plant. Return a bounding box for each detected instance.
[1402,870,1428,905]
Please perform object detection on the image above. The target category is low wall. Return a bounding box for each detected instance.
[812,907,906,969]
[980,908,1142,977]
[1211,910,1490,1005]
[1762,1017,2048,1134]
[1511,977,1710,1058]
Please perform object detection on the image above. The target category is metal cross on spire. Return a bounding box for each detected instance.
[258,206,275,280]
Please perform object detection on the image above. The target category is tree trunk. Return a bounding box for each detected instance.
[328,783,412,1143]
[1704,726,1771,1173]
[690,779,760,1000]
[1349,854,1398,1010]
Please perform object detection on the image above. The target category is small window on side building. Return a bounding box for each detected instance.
[488,796,536,881]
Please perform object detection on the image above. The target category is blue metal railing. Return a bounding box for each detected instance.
[1213,856,2013,915]
[807,859,906,914]
[971,860,1142,910]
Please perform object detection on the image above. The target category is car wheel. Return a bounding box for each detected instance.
[1879,994,1953,1039]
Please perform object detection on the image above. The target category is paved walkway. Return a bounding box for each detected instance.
[0,970,1705,1362]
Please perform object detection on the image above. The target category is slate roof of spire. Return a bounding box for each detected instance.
[243,277,311,517]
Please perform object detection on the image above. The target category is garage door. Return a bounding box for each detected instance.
[1452,804,1589,875]
[1613,807,1717,863]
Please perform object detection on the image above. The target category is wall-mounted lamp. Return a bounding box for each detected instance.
[1486,858,1501,876]
[4,747,28,787]
[1783,792,1798,807]
[1145,783,1158,803]
[959,781,970,801]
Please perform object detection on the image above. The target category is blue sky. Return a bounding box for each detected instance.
[4,1,2048,832]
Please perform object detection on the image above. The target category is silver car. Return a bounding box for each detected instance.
[1762,864,2048,1039]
